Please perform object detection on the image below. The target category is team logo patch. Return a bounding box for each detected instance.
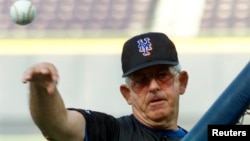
[137,37,152,56]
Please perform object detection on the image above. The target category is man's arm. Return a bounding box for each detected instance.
[22,62,85,141]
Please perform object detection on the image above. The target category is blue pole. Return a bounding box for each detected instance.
[182,61,250,141]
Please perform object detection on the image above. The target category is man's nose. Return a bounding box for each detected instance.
[148,78,160,93]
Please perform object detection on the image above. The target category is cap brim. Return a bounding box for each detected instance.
[122,61,178,77]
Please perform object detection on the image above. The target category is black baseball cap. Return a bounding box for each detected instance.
[121,32,179,77]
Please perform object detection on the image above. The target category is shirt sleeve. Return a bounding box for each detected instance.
[68,108,119,141]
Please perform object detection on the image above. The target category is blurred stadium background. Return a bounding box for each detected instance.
[0,0,250,140]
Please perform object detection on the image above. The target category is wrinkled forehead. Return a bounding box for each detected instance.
[129,64,171,76]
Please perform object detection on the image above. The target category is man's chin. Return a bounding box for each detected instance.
[147,110,168,121]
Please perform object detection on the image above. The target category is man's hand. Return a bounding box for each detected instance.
[22,62,59,94]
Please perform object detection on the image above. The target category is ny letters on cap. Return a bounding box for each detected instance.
[121,32,179,77]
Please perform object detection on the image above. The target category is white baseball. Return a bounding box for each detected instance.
[10,0,36,25]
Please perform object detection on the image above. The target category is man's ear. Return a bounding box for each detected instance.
[120,84,132,105]
[178,71,189,95]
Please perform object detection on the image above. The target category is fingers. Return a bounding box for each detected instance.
[22,62,59,94]
[47,82,57,94]
[22,62,59,84]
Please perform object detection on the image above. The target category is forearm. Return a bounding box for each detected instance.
[29,82,67,133]
[23,62,85,140]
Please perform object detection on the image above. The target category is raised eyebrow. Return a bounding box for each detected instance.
[156,71,171,76]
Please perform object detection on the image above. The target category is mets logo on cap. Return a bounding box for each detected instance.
[137,37,152,56]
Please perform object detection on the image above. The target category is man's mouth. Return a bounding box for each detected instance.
[151,99,163,103]
[149,98,165,106]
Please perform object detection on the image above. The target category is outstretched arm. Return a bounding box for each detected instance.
[22,62,85,141]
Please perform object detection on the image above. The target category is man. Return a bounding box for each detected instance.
[22,32,189,141]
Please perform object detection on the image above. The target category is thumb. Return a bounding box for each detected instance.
[46,81,57,94]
